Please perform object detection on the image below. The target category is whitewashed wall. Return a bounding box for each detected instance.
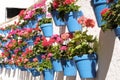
[0,0,120,80]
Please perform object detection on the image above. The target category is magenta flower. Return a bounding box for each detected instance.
[60,46,67,51]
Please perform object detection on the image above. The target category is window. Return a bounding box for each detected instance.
[6,8,26,19]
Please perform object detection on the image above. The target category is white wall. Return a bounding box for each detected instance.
[0,0,120,80]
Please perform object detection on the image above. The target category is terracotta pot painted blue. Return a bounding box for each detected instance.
[24,20,37,28]
[73,53,97,78]
[114,26,120,37]
[92,0,108,27]
[18,66,27,71]
[43,69,54,80]
[29,68,40,77]
[11,65,17,70]
[4,64,12,69]
[62,59,77,76]
[51,59,63,72]
[51,10,66,26]
[35,14,45,21]
[65,11,82,33]
[40,23,53,37]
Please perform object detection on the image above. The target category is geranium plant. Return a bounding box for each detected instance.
[67,30,98,57]
[101,0,120,31]
[38,17,52,26]
[48,0,80,20]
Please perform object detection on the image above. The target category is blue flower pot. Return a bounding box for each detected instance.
[114,26,120,37]
[73,53,98,78]
[0,64,2,68]
[24,20,37,28]
[92,0,108,27]
[51,59,63,72]
[43,69,54,80]
[36,54,42,62]
[65,11,82,33]
[18,66,27,71]
[29,68,40,77]
[35,14,45,21]
[51,10,66,26]
[11,65,17,70]
[62,59,77,76]
[4,64,12,69]
[27,39,34,47]
[40,23,53,37]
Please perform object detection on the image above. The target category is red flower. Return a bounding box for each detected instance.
[63,0,75,5]
[107,0,114,3]
[19,10,25,17]
[42,39,49,47]
[53,1,59,9]
[85,18,95,28]
[101,8,110,16]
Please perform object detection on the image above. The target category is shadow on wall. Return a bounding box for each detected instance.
[96,30,116,80]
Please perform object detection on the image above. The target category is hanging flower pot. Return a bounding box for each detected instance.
[65,11,82,33]
[51,59,63,72]
[11,64,17,70]
[42,69,54,80]
[40,23,53,37]
[73,53,98,78]
[29,68,41,77]
[51,10,66,26]
[4,64,12,69]
[18,66,27,71]
[114,26,120,37]
[35,14,45,21]
[61,59,77,76]
[92,0,108,27]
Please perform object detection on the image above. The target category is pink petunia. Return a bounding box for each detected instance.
[60,46,67,51]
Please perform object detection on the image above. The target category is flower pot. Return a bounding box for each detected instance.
[73,53,97,78]
[18,66,27,71]
[51,59,63,72]
[62,59,77,76]
[29,68,40,77]
[51,10,66,26]
[11,65,17,70]
[114,26,120,37]
[40,23,53,37]
[92,0,108,27]
[42,69,54,80]
[35,14,45,21]
[36,54,42,62]
[4,64,12,69]
[24,20,37,28]
[65,11,82,33]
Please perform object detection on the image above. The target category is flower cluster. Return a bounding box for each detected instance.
[101,0,120,31]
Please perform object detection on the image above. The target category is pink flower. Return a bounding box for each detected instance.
[41,55,46,59]
[47,53,53,57]
[85,18,95,28]
[24,10,35,20]
[42,39,49,47]
[19,10,25,17]
[61,33,70,40]
[101,8,110,16]
[33,58,38,62]
[60,46,67,51]
[78,16,87,26]
[34,0,46,9]
[24,58,29,63]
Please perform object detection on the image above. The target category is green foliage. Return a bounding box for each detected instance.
[101,0,120,31]
[67,30,98,57]
[38,18,52,26]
